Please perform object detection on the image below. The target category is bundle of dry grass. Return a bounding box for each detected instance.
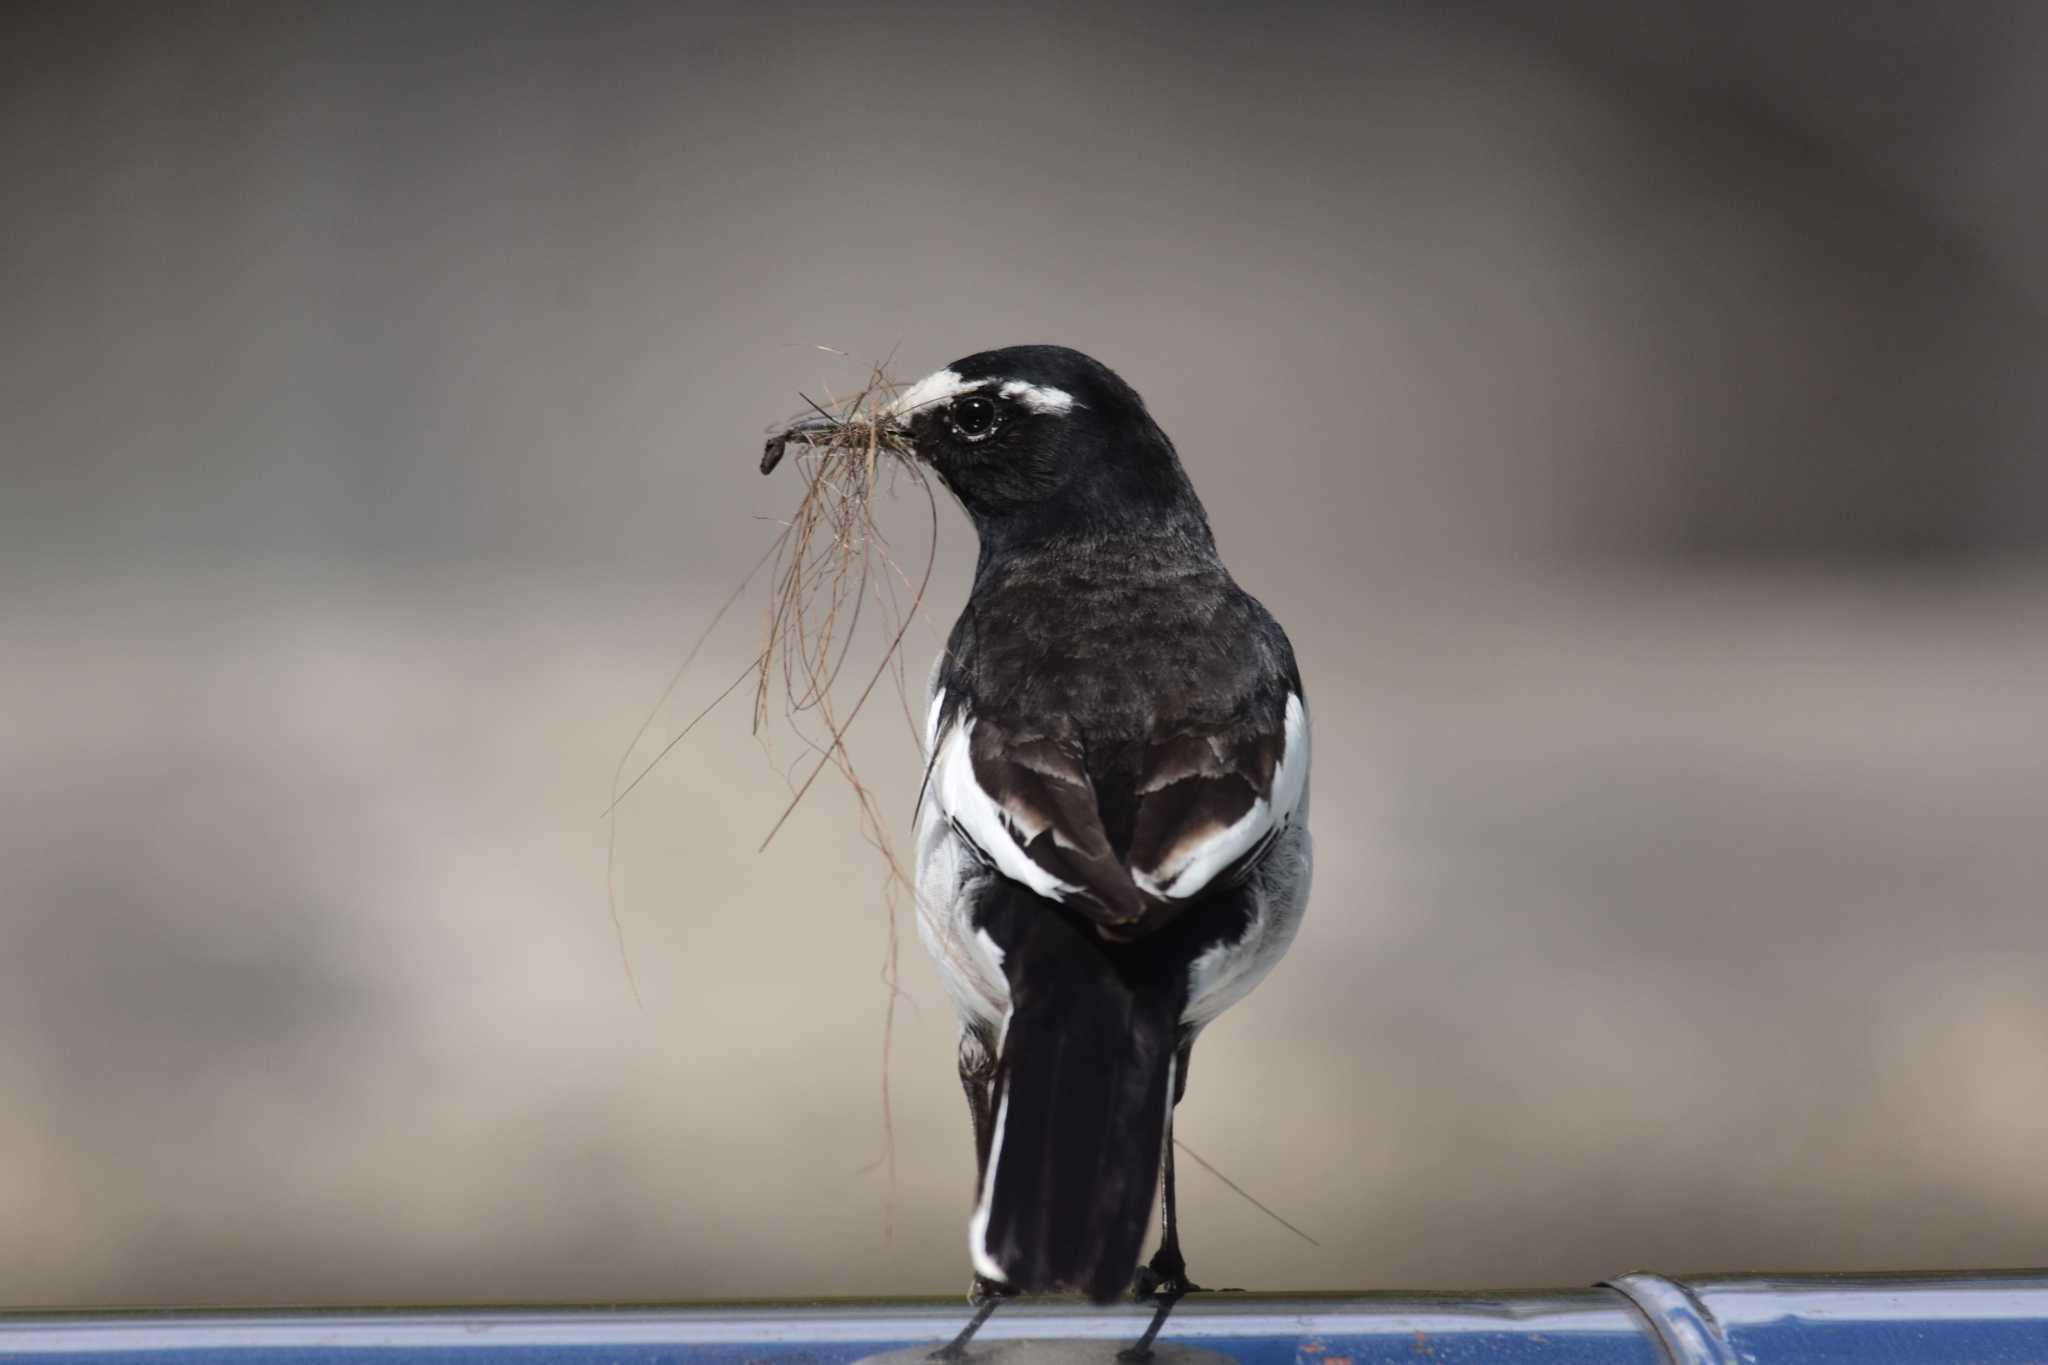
[748,360,932,843]
[606,358,936,1215]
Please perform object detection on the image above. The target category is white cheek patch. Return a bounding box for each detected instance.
[997,380,1076,415]
[890,368,987,419]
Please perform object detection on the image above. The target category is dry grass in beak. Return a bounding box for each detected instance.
[748,365,930,780]
[605,358,937,1225]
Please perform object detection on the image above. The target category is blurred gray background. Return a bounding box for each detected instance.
[4,0,2046,1308]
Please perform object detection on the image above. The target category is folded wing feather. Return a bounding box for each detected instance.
[930,691,1308,937]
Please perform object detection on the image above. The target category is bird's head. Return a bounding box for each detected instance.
[883,346,1208,543]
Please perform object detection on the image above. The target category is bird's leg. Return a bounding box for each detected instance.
[959,1030,998,1187]
[932,1031,1013,1361]
[1122,1139,1200,1361]
[1130,1047,1236,1358]
[1126,1044,1237,1361]
[1134,1135,1197,1298]
[1134,1043,1208,1303]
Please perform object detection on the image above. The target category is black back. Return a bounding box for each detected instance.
[916,347,1301,935]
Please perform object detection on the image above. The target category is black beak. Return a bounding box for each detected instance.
[760,413,843,476]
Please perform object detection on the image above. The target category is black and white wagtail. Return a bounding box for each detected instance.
[790,346,1310,1356]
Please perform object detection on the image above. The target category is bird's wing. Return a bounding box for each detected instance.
[1126,692,1309,904]
[930,689,1309,938]
[933,701,1148,932]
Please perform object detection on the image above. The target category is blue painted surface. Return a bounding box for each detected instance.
[0,1296,1659,1365]
[3,1274,2045,1365]
[1693,1273,2048,1365]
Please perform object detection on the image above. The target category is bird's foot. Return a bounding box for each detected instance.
[928,1278,1016,1360]
[1133,1264,1203,1303]
[1121,1260,1187,1362]
[1122,1252,1244,1361]
[1132,1251,1239,1303]
[969,1274,1018,1303]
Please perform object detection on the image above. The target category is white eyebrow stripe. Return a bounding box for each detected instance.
[889,368,988,418]
[888,368,1079,421]
[997,380,1076,414]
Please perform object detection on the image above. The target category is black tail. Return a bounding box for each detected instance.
[971,900,1179,1304]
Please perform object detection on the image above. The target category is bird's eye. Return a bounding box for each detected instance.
[950,396,1000,440]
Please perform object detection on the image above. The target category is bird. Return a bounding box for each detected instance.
[791,345,1311,1359]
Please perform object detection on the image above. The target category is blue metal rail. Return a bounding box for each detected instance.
[4,1272,2046,1364]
